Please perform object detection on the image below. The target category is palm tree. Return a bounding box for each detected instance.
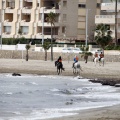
[95,23,113,53]
[80,45,93,63]
[46,12,57,61]
[42,41,51,61]
[111,0,118,45]
[18,28,22,38]
[25,44,31,61]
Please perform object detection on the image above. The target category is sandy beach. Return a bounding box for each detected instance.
[0,58,120,120]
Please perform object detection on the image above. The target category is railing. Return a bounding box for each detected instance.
[95,15,115,18]
[95,15,120,19]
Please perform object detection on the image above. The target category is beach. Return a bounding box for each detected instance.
[0,58,120,80]
[0,58,120,120]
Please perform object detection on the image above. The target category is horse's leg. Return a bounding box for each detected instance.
[78,68,80,76]
[61,68,62,74]
[73,68,76,75]
[102,59,104,66]
[58,68,60,75]
[94,59,96,66]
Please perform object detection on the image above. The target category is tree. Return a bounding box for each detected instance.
[46,12,57,61]
[95,23,113,52]
[18,28,22,37]
[25,44,31,61]
[80,45,93,63]
[42,41,51,61]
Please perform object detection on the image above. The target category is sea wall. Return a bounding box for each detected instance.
[0,50,120,62]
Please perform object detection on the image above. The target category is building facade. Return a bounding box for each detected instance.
[77,0,101,43]
[95,0,120,43]
[0,0,101,44]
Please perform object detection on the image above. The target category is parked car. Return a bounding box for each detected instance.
[61,48,72,53]
[90,49,103,55]
[72,48,82,53]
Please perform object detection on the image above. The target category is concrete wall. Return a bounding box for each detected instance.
[0,50,120,62]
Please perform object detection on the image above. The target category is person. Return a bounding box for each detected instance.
[99,52,104,61]
[57,56,65,70]
[72,55,78,68]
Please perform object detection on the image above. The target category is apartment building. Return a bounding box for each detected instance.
[77,0,101,43]
[0,0,79,43]
[0,0,101,44]
[95,0,120,44]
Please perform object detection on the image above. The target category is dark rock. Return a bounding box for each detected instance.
[12,73,21,76]
[115,84,120,87]
[89,79,120,87]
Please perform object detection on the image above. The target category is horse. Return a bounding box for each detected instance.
[55,61,65,75]
[73,62,82,76]
[94,57,105,66]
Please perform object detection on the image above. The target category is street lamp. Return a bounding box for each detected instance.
[85,9,90,47]
[0,1,4,49]
[42,7,45,45]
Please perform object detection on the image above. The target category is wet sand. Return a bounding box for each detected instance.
[0,59,120,120]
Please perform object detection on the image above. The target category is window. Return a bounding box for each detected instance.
[4,26,11,33]
[78,16,85,22]
[8,2,15,9]
[97,3,101,8]
[21,26,29,34]
[63,14,67,21]
[78,29,85,35]
[78,4,86,8]
[63,1,67,7]
[62,26,66,33]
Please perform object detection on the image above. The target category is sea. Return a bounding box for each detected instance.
[0,74,120,120]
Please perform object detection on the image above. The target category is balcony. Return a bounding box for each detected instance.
[2,32,13,38]
[40,7,60,14]
[3,20,13,26]
[35,33,51,39]
[5,9,14,13]
[20,21,30,26]
[37,22,59,27]
[101,3,120,11]
[22,9,31,14]
[95,15,115,24]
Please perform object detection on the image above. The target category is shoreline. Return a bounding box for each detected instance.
[48,104,120,120]
[0,59,120,120]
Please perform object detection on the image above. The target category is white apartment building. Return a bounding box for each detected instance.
[0,0,101,44]
[95,0,120,44]
[0,0,79,43]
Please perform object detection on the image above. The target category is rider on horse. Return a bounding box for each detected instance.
[72,55,78,68]
[57,56,65,71]
[93,52,98,61]
[99,52,104,61]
